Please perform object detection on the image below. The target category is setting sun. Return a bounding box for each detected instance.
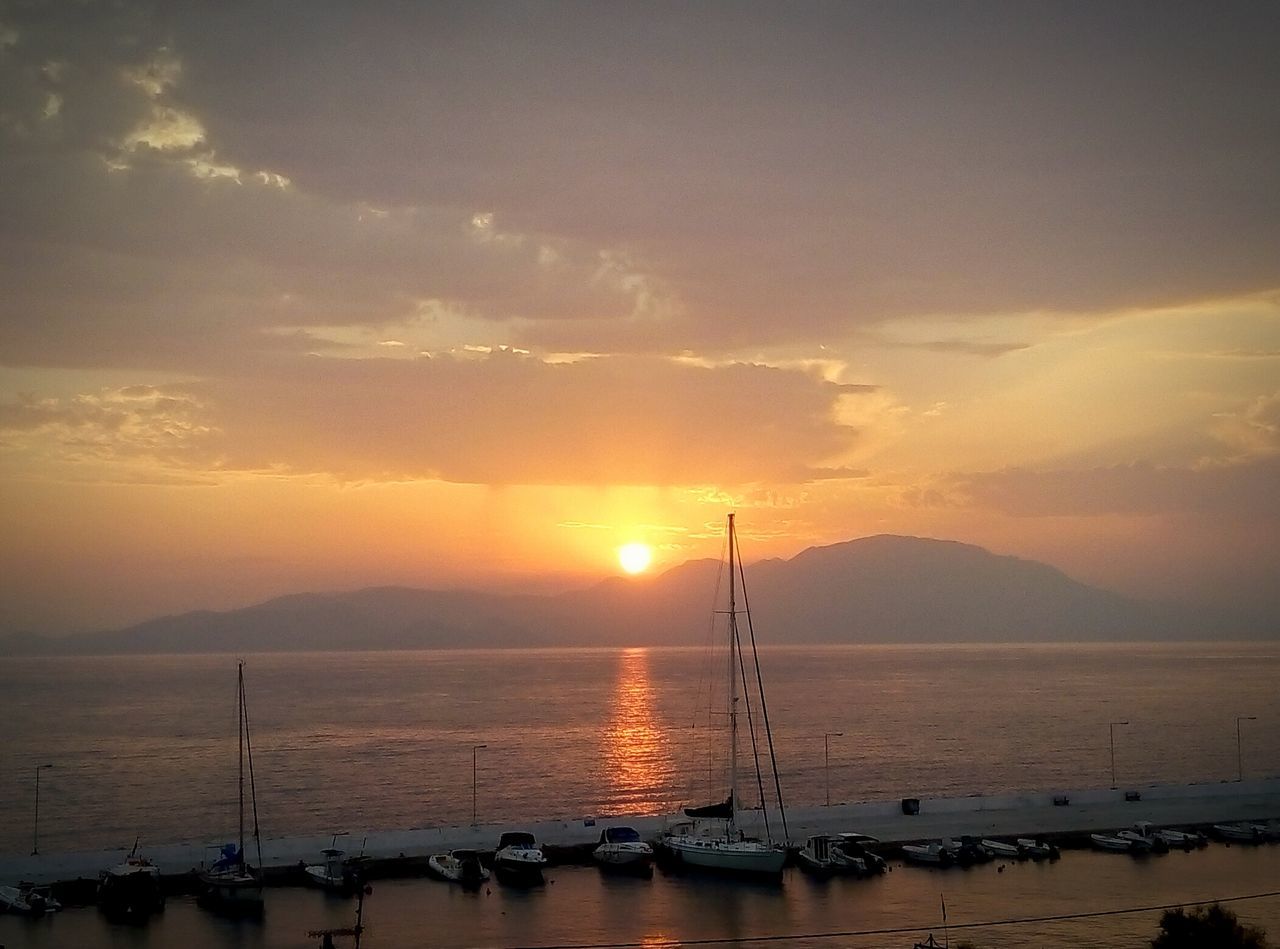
[617,542,653,575]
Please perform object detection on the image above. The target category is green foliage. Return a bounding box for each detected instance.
[1152,904,1268,949]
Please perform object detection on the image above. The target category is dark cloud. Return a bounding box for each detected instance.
[2,1,1278,372]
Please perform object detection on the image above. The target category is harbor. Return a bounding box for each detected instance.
[4,776,1278,894]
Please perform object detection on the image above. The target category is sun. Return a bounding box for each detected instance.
[617,542,653,575]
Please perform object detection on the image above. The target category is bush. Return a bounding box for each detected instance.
[1152,905,1268,948]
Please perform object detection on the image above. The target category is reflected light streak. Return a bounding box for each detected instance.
[602,648,675,814]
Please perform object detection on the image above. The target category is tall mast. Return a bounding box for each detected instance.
[237,661,245,869]
[727,513,738,833]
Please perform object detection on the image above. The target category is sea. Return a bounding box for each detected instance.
[2,642,1279,947]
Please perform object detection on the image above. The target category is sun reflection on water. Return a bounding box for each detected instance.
[602,648,675,814]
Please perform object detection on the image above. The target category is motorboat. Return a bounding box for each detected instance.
[978,838,1022,860]
[950,836,991,865]
[1090,832,1151,854]
[197,662,265,915]
[1016,837,1060,860]
[304,845,357,895]
[593,826,654,872]
[98,849,164,921]
[1117,823,1170,854]
[494,831,548,882]
[796,835,839,876]
[429,849,490,886]
[901,841,954,866]
[1152,827,1207,850]
[0,881,61,916]
[831,834,886,875]
[1214,822,1264,843]
[662,514,788,878]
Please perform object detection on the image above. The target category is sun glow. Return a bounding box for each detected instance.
[617,542,653,575]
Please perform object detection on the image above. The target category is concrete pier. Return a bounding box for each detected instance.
[4,776,1277,891]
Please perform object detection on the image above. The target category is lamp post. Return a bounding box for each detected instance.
[31,763,53,856]
[1109,721,1128,789]
[824,732,843,806]
[472,744,487,826]
[1236,716,1256,782]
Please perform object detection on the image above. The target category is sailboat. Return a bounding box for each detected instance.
[198,661,265,915]
[661,513,788,876]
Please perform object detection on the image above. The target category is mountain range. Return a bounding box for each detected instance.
[0,535,1246,655]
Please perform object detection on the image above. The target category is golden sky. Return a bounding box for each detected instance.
[1,2,1278,634]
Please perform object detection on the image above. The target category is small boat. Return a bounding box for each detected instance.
[197,662,265,916]
[98,846,164,921]
[1152,827,1207,849]
[1016,837,1060,860]
[0,881,61,917]
[796,835,839,876]
[979,838,1022,860]
[949,836,991,865]
[304,841,359,895]
[831,834,886,875]
[429,849,490,886]
[1214,822,1264,843]
[494,831,548,882]
[1090,832,1150,854]
[1117,822,1170,854]
[593,826,654,872]
[901,841,953,866]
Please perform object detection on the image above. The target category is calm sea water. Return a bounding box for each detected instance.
[3,847,1279,948]
[2,643,1278,856]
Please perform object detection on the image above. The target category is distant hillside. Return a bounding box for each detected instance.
[0,535,1229,655]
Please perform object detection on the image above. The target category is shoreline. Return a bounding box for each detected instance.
[5,776,1278,894]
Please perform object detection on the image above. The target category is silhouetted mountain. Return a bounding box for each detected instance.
[0,535,1241,655]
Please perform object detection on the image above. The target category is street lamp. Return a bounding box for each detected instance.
[824,732,843,806]
[31,763,53,856]
[1109,721,1128,789]
[1236,716,1257,782]
[472,744,487,826]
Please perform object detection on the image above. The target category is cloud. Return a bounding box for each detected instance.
[954,456,1280,521]
[0,354,869,486]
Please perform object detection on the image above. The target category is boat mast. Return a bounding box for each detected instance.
[727,513,738,835]
[237,660,245,871]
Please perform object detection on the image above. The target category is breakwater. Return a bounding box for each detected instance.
[5,776,1278,896]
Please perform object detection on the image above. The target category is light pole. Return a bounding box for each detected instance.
[1236,716,1256,782]
[31,763,53,856]
[1109,721,1128,789]
[824,732,843,806]
[472,744,487,826]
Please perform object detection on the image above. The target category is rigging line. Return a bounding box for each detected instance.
[481,889,1280,949]
[734,526,788,842]
[734,619,772,842]
[241,664,264,871]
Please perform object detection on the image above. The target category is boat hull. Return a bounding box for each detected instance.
[98,867,165,921]
[197,870,264,915]
[593,843,655,873]
[662,836,786,875]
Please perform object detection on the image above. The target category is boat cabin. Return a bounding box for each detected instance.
[497,832,538,850]
[599,826,643,845]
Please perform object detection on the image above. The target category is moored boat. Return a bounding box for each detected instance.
[0,881,61,917]
[662,514,789,878]
[831,834,887,875]
[1117,822,1170,854]
[98,848,164,921]
[1015,837,1060,860]
[593,826,654,873]
[304,845,358,895]
[494,831,548,883]
[901,841,953,866]
[197,662,265,916]
[1214,822,1264,843]
[979,838,1022,860]
[1090,832,1150,854]
[429,849,490,886]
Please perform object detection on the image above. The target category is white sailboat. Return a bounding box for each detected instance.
[198,661,265,915]
[662,513,788,876]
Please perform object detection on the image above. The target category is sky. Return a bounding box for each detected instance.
[1,1,1278,636]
